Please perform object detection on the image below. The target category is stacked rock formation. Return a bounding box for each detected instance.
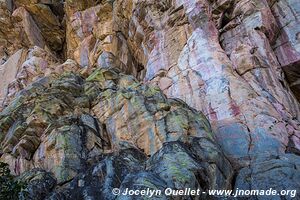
[0,0,300,199]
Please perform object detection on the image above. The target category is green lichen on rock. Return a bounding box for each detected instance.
[0,67,232,199]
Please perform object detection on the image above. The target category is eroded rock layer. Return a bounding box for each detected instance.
[0,0,300,199]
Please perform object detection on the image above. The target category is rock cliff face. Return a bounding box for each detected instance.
[0,0,300,199]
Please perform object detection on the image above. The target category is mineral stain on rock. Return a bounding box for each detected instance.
[0,0,300,199]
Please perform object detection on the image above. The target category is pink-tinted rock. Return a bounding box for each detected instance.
[65,1,143,77]
[122,0,300,166]
[271,0,300,101]
[0,50,26,110]
[272,0,300,67]
[0,1,300,198]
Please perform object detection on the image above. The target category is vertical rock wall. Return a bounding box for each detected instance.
[0,0,300,199]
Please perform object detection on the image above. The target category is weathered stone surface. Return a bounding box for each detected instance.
[17,169,56,200]
[0,1,45,56]
[46,147,147,200]
[33,125,84,184]
[235,154,300,199]
[13,0,65,52]
[147,139,233,190]
[271,0,300,101]
[1,0,300,199]
[272,0,300,67]
[90,68,212,155]
[45,139,233,200]
[65,0,141,77]
[0,73,92,179]
[0,67,233,199]
[0,46,69,111]
[123,0,300,168]
[0,50,26,109]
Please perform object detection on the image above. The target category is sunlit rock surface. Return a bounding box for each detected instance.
[0,0,300,199]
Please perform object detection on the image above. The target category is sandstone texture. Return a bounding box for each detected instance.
[0,0,300,199]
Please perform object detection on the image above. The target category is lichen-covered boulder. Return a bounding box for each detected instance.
[18,169,56,200]
[89,68,213,156]
[0,67,233,199]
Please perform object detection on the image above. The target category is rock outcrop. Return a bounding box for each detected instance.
[0,0,300,199]
[0,68,233,199]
